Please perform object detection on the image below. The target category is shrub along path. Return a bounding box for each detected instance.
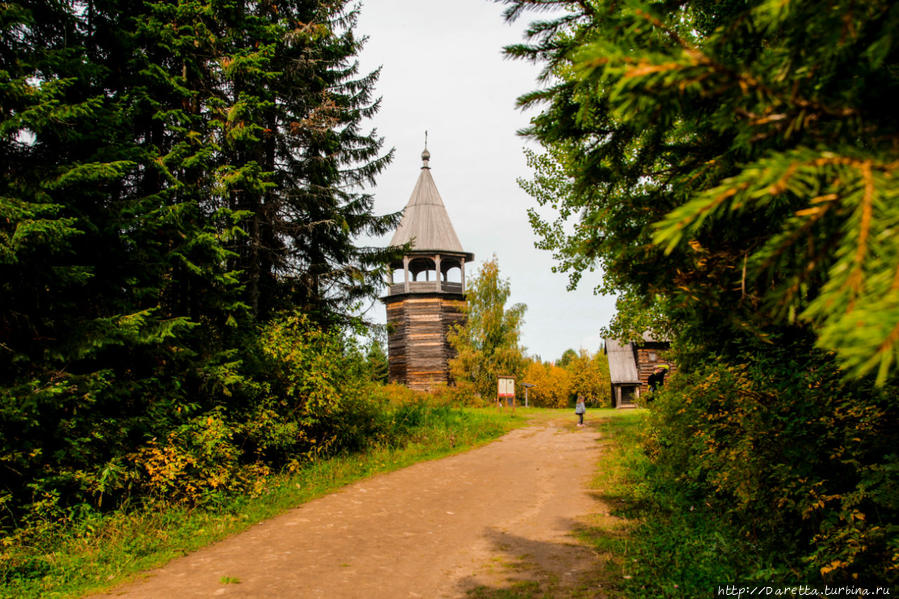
[94,416,609,598]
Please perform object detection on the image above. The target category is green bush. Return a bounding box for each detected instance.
[254,313,384,462]
[2,302,517,599]
[591,412,767,599]
[120,314,395,505]
[0,361,200,530]
[1,312,422,536]
[646,337,899,583]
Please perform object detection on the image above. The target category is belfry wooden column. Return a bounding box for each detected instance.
[381,147,474,391]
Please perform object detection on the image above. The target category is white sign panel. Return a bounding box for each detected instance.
[497,377,515,398]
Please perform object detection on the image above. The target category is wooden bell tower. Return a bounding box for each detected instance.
[381,146,474,391]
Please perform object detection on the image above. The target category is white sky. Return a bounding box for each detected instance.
[354,0,617,361]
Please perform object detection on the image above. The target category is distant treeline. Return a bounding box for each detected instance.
[522,349,611,409]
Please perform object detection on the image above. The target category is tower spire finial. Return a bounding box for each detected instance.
[421,130,431,169]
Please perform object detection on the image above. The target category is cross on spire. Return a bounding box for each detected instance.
[421,130,431,168]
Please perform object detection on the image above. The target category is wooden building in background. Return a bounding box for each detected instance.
[604,333,672,407]
[381,147,473,391]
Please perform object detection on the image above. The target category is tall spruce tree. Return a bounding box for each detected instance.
[1,0,249,519]
[1,0,394,521]
[504,0,899,381]
[213,2,396,323]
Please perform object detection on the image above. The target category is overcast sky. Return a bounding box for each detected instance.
[354,0,617,361]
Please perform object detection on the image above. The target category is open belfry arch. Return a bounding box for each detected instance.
[381,145,474,391]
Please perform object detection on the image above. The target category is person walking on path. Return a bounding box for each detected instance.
[575,394,586,427]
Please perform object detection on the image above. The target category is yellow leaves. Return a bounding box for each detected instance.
[137,435,199,496]
[820,559,848,575]
[128,411,259,506]
[523,360,574,408]
[803,498,827,516]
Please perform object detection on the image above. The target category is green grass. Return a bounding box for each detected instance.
[0,407,527,599]
[579,409,769,599]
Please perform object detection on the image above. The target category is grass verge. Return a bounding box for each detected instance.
[580,409,769,599]
[1,406,526,599]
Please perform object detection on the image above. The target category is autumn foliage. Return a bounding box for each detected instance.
[448,258,527,402]
[522,349,610,408]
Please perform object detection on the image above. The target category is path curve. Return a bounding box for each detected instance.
[97,418,605,598]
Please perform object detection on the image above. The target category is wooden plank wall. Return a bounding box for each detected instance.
[386,301,408,384]
[386,295,467,391]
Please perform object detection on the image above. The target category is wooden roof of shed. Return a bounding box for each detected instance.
[389,150,467,254]
[605,338,641,384]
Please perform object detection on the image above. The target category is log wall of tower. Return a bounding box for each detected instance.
[385,295,467,391]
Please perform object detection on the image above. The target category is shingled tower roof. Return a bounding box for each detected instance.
[389,148,466,252]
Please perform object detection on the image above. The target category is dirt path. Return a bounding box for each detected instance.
[97,418,608,598]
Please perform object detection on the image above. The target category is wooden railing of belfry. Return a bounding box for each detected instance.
[388,281,464,295]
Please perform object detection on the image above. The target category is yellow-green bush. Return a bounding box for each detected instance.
[129,411,270,506]
[375,383,428,406]
[257,313,378,457]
